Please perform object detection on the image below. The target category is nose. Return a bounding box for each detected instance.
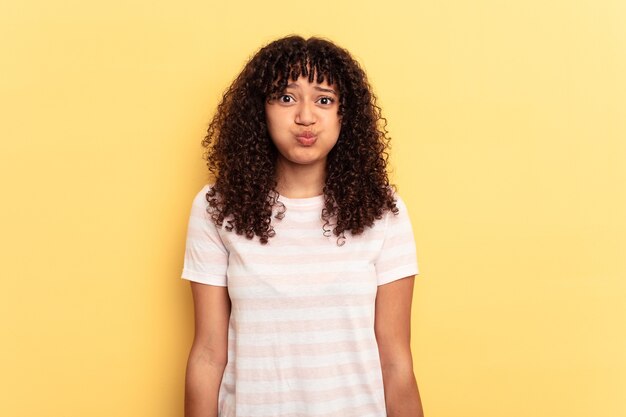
[295,101,316,126]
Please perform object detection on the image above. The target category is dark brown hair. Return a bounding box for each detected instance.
[202,35,398,244]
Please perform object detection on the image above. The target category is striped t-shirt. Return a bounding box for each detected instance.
[182,184,419,417]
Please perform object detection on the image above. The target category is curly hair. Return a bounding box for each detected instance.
[202,35,398,245]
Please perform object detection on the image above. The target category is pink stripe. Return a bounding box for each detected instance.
[229,249,380,265]
[184,250,226,263]
[235,316,373,334]
[222,382,384,406]
[226,271,369,287]
[224,359,382,382]
[223,402,384,417]
[224,234,381,248]
[185,226,212,240]
[376,253,418,272]
[232,294,373,310]
[234,338,375,358]
[382,232,415,247]
[274,221,385,236]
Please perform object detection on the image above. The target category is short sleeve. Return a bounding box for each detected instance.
[181,185,228,286]
[374,195,419,286]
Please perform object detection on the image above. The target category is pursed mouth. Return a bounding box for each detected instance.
[296,131,316,139]
[295,135,317,146]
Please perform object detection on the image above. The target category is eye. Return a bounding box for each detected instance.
[317,96,335,105]
[279,95,294,103]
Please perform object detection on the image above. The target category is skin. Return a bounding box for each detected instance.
[265,76,341,198]
[185,75,424,417]
[185,283,229,417]
[376,276,425,417]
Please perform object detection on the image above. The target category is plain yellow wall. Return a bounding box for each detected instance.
[1,0,625,416]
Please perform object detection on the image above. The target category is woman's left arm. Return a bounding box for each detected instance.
[375,275,425,417]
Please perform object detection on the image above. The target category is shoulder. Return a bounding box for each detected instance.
[189,183,215,208]
[194,183,213,198]
[379,191,415,241]
[392,192,410,212]
[187,184,220,226]
[385,191,411,222]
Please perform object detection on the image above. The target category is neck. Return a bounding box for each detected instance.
[275,159,325,198]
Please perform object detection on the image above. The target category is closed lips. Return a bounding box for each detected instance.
[297,131,316,139]
[295,133,317,146]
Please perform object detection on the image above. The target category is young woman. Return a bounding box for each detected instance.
[182,35,424,417]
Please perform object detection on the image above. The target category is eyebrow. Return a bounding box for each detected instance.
[286,83,338,96]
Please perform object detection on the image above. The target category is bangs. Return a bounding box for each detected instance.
[285,59,335,86]
[268,62,337,97]
[264,41,340,97]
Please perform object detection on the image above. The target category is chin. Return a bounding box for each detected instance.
[284,154,325,166]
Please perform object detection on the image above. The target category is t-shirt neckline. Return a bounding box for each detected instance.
[278,193,325,208]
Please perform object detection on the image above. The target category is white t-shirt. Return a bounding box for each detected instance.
[182,184,419,417]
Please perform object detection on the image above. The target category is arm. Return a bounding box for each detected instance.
[185,281,231,417]
[375,276,424,417]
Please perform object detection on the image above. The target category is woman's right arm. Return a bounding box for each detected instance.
[185,281,231,417]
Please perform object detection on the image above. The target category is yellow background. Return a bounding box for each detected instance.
[1,0,625,416]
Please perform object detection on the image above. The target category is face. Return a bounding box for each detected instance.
[265,75,341,172]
